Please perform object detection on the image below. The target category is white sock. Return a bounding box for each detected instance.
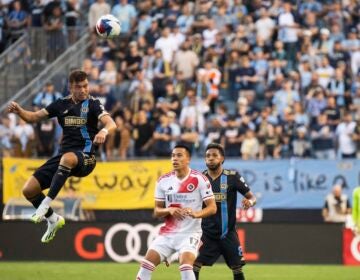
[136,259,155,280]
[47,212,59,223]
[179,264,195,280]
[42,196,53,207]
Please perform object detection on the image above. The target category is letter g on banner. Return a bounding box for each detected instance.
[104,223,163,262]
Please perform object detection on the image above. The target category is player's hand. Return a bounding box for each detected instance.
[8,101,21,114]
[93,130,108,144]
[241,198,253,210]
[169,207,188,220]
[183,208,199,218]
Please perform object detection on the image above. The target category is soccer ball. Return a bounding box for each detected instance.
[95,14,121,39]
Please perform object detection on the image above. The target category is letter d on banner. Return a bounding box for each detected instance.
[343,228,360,265]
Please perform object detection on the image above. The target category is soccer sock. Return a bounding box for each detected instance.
[193,262,202,280]
[47,212,59,223]
[136,259,155,280]
[28,193,54,218]
[232,266,245,280]
[47,165,71,200]
[179,264,196,280]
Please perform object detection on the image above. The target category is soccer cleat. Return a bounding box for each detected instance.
[41,215,65,243]
[30,204,50,223]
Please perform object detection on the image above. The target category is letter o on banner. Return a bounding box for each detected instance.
[104,223,162,262]
[350,235,360,262]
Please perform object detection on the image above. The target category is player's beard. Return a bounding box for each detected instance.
[206,162,221,171]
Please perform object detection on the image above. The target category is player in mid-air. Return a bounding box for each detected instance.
[193,143,256,280]
[8,70,116,243]
[136,144,217,280]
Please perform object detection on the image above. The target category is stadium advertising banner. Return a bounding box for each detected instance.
[191,159,360,209]
[343,228,360,265]
[3,158,359,209]
[2,158,172,209]
[0,222,343,264]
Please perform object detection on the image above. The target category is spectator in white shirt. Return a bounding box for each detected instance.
[336,112,357,158]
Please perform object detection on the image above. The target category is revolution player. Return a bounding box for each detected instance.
[193,143,256,280]
[136,144,217,280]
[8,70,116,243]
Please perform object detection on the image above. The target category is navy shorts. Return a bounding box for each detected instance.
[196,230,246,267]
[33,152,96,190]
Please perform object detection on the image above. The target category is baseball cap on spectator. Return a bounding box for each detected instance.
[297,126,307,134]
[349,27,357,34]
[320,28,330,36]
[167,111,176,118]
[303,30,312,37]
[237,96,248,106]
[129,41,138,48]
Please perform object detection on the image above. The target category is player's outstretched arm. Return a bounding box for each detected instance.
[8,101,48,123]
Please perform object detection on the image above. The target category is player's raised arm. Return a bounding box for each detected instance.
[8,101,48,123]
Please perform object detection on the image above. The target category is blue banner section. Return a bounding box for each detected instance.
[190,159,360,209]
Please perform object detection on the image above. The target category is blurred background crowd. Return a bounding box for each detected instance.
[0,0,360,161]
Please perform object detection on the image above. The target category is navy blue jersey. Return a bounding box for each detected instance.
[202,169,250,238]
[45,96,108,154]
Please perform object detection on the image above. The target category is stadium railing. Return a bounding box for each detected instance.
[0,31,92,112]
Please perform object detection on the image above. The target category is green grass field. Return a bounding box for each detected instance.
[0,262,359,280]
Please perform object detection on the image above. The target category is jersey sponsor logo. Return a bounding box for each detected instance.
[214,192,227,202]
[64,116,87,126]
[166,193,196,204]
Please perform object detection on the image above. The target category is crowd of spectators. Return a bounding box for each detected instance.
[1,0,360,161]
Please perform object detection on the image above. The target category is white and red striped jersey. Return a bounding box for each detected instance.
[155,168,214,234]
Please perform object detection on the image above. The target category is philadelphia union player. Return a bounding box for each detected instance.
[8,70,116,243]
[194,143,256,280]
[136,144,217,280]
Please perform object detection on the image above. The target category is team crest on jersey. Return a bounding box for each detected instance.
[81,107,89,113]
[187,183,195,192]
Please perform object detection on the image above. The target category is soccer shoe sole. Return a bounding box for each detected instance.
[41,217,65,243]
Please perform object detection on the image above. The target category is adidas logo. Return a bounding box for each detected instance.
[57,172,64,176]
[168,187,173,191]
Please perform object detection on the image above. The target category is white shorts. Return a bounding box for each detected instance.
[149,232,202,262]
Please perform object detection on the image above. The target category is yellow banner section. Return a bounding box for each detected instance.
[2,158,172,209]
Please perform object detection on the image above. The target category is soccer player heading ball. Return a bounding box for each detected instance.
[193,143,257,280]
[8,70,116,243]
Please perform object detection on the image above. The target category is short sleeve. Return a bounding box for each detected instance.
[45,99,61,119]
[199,175,214,201]
[92,98,109,120]
[154,180,165,201]
[234,172,251,196]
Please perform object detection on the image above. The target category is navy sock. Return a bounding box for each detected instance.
[47,165,71,200]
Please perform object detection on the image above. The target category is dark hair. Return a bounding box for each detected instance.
[205,143,225,157]
[173,144,192,157]
[69,70,88,84]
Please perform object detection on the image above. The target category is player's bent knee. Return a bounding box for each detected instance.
[60,152,78,168]
[22,177,41,199]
